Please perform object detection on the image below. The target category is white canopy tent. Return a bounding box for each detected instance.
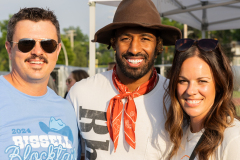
[91,0,120,6]
[88,0,240,76]
[90,0,240,31]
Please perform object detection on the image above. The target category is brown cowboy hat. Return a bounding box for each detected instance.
[92,0,182,46]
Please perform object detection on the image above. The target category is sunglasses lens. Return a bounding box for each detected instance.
[41,39,58,53]
[66,79,72,84]
[176,39,194,52]
[18,39,35,53]
[198,39,218,52]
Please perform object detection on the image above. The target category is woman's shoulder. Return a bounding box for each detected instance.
[220,118,240,148]
[215,118,240,160]
[225,118,240,133]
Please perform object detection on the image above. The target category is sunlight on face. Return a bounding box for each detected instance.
[114,27,157,80]
[9,20,60,83]
[177,56,216,123]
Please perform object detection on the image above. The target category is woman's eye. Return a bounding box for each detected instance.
[199,80,208,83]
[178,80,187,84]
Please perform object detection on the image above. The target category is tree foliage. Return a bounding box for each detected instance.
[0,16,10,71]
[57,35,76,65]
[1,16,240,70]
[63,26,115,67]
[155,17,240,64]
[210,30,234,61]
[155,18,183,64]
[96,43,115,66]
[188,26,202,39]
[161,17,184,32]
[0,16,79,70]
[73,41,88,67]
[63,26,89,67]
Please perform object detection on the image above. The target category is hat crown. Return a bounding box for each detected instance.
[113,0,162,25]
[93,0,182,45]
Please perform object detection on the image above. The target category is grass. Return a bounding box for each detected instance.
[233,91,240,116]
[233,91,240,98]
[236,107,240,116]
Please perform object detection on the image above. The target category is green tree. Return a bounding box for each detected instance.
[0,17,10,71]
[155,17,184,64]
[57,35,76,65]
[209,30,234,61]
[187,26,202,39]
[156,17,239,64]
[73,41,88,67]
[63,26,89,67]
[231,29,240,41]
[63,26,88,42]
[161,17,183,32]
[0,16,77,69]
[96,43,115,66]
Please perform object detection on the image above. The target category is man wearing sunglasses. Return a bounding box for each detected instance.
[67,0,181,159]
[0,8,79,159]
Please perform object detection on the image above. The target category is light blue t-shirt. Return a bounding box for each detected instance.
[0,76,79,160]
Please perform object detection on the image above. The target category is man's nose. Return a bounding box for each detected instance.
[31,41,43,55]
[128,38,142,55]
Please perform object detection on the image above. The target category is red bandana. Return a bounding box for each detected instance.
[106,66,158,151]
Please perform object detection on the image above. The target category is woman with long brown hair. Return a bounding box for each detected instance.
[164,39,240,160]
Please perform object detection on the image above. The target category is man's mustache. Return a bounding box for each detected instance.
[122,52,148,59]
[24,55,48,64]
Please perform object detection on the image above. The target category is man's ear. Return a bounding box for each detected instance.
[155,37,163,58]
[110,38,116,51]
[56,43,62,59]
[5,41,13,60]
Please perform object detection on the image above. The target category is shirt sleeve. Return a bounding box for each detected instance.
[66,89,78,114]
[222,136,240,160]
[66,91,71,103]
[66,87,83,159]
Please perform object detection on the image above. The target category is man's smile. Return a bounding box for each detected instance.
[28,59,45,64]
[126,59,143,64]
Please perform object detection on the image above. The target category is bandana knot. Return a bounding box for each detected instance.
[106,66,158,151]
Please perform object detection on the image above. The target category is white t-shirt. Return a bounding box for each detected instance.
[171,118,240,160]
[67,70,171,160]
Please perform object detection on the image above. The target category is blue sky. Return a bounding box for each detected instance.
[0,0,117,36]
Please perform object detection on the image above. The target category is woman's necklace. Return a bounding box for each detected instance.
[187,126,194,142]
[187,126,204,142]
[187,134,195,142]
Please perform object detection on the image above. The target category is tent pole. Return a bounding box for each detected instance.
[89,1,96,76]
[202,30,205,39]
[162,0,240,16]
[184,24,188,38]
[201,1,207,39]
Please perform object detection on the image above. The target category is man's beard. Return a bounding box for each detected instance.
[115,52,155,80]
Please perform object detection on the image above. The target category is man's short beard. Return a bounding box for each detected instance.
[115,52,155,80]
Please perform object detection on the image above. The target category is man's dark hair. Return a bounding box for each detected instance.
[7,7,61,43]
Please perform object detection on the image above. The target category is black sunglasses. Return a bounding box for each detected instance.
[175,39,218,52]
[66,78,72,84]
[11,38,58,53]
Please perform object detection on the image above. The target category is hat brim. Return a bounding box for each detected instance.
[92,22,182,46]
